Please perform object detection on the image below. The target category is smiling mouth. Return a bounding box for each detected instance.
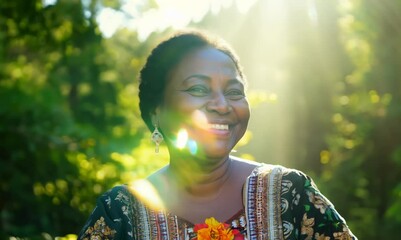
[208,124,229,130]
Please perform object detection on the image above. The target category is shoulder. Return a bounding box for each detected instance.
[251,163,309,180]
[229,156,264,185]
[100,185,130,200]
[230,155,261,173]
[96,185,138,211]
[251,164,317,195]
[78,185,135,240]
[236,159,313,188]
[97,185,144,214]
[280,166,315,189]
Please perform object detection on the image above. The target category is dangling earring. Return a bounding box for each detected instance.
[151,123,163,153]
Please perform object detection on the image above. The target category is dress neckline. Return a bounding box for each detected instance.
[171,208,245,227]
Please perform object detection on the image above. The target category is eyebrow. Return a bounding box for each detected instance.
[227,78,245,86]
[183,74,211,83]
[183,74,245,86]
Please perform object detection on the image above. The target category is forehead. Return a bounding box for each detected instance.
[169,47,240,81]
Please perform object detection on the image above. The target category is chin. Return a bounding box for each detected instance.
[201,146,232,159]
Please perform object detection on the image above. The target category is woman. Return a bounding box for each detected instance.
[79,31,357,239]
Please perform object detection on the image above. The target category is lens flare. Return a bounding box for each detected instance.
[129,179,164,211]
[176,128,188,149]
[174,128,198,154]
[188,139,198,155]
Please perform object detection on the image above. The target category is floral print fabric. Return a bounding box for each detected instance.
[78,164,357,239]
[274,167,356,239]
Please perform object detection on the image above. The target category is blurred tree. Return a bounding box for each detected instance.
[0,0,164,238]
[320,0,401,238]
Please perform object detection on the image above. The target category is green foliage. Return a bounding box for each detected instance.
[318,0,401,238]
[0,0,165,238]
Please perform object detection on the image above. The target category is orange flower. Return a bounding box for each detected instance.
[194,217,243,240]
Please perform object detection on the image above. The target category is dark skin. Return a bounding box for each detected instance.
[147,47,259,224]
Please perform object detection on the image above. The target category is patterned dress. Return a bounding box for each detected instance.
[78,164,357,239]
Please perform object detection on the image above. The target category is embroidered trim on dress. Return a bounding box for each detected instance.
[133,189,151,239]
[268,166,284,240]
[244,164,284,240]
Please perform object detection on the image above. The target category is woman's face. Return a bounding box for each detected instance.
[157,46,250,159]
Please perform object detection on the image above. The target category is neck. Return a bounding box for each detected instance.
[167,153,232,200]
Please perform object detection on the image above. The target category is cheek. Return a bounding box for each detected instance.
[165,94,206,118]
[159,98,206,134]
[165,92,204,111]
[235,101,250,124]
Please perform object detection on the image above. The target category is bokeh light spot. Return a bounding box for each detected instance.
[188,139,198,155]
[369,90,380,103]
[320,150,331,164]
[176,129,188,149]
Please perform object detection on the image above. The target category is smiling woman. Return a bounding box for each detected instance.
[78,30,357,239]
[159,45,249,160]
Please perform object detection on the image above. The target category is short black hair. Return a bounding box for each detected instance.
[138,30,245,131]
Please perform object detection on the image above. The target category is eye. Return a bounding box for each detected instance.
[225,89,245,100]
[185,85,210,96]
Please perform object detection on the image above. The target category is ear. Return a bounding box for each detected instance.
[150,113,157,127]
[150,107,161,127]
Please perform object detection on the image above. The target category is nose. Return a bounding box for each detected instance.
[205,92,232,114]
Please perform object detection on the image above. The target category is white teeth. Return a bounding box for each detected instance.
[209,124,229,130]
